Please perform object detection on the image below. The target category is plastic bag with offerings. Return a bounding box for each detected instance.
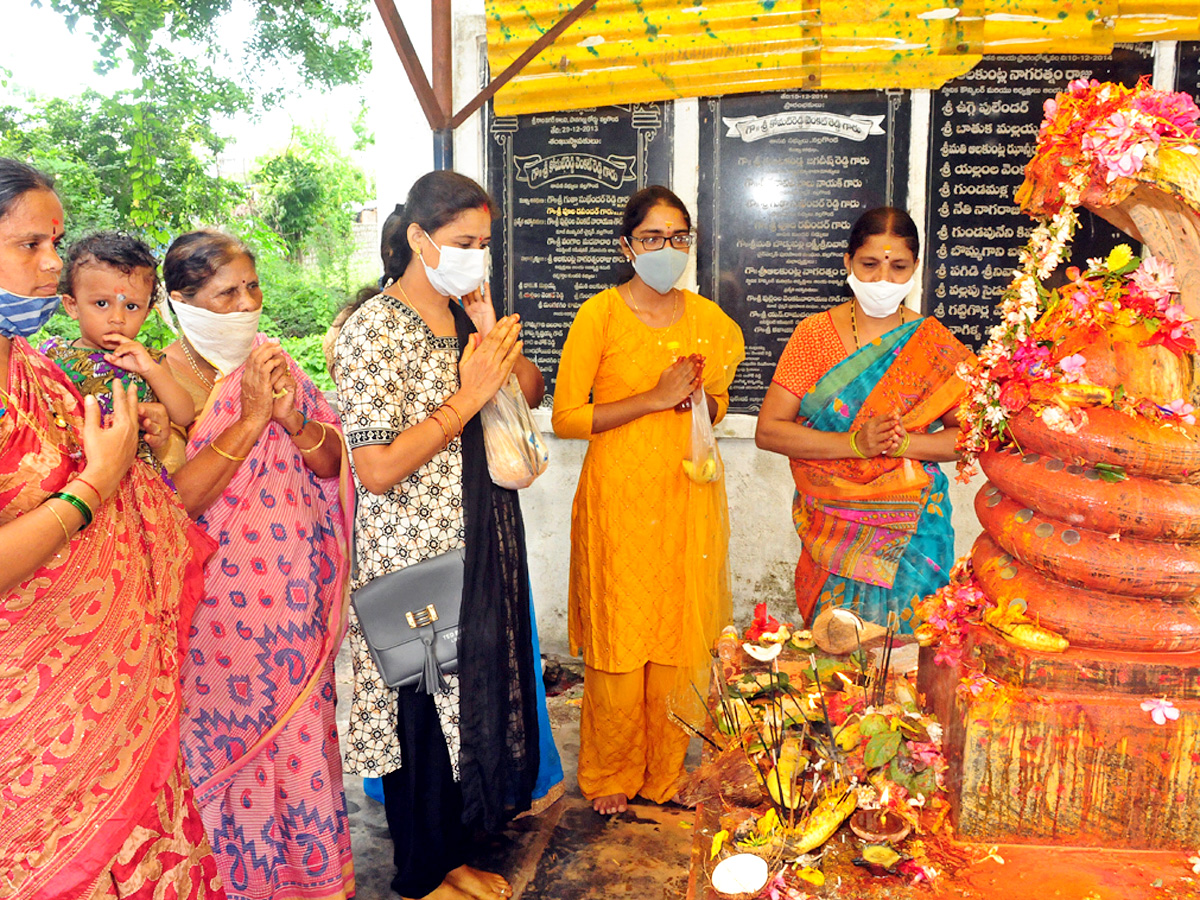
[683,386,722,484]
[480,374,550,489]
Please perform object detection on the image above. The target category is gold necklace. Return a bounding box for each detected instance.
[393,282,418,312]
[850,302,904,350]
[623,284,678,326]
[180,337,215,390]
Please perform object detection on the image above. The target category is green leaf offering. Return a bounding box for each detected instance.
[864,730,902,769]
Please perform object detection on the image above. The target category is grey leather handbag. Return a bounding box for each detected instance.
[351,547,465,693]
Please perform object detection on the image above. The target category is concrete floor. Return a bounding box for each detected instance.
[334,645,697,900]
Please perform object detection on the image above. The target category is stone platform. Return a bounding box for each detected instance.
[919,628,1200,849]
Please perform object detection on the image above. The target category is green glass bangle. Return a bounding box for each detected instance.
[50,491,94,529]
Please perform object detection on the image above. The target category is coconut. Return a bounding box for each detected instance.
[710,853,769,899]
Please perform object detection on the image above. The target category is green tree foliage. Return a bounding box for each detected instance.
[254,127,371,267]
[9,1,375,388]
[0,89,240,241]
[32,0,371,241]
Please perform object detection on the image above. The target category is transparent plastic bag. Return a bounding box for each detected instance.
[480,374,550,489]
[683,386,722,484]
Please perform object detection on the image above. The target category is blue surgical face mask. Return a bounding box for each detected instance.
[628,243,690,295]
[0,287,61,338]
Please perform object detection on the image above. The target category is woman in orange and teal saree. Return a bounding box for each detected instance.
[755,208,975,632]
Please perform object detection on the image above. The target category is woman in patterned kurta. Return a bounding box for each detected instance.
[755,208,975,632]
[162,231,354,900]
[335,170,541,900]
[0,158,224,899]
[552,187,745,816]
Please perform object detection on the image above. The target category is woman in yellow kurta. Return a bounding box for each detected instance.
[552,186,744,815]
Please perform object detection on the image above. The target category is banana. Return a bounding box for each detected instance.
[791,788,858,855]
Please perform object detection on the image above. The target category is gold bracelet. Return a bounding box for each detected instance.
[894,432,911,457]
[298,422,328,455]
[441,400,464,435]
[849,429,868,459]
[212,441,247,462]
[429,410,452,447]
[46,502,72,545]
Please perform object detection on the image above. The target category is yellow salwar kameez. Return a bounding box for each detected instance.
[553,287,744,802]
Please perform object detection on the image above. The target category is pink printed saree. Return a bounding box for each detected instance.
[179,336,354,900]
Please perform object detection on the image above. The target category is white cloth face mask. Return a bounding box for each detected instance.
[170,299,262,378]
[847,272,915,318]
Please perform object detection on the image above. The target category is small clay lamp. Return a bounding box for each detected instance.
[849,788,911,844]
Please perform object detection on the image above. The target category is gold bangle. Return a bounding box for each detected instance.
[429,410,452,447]
[212,441,247,462]
[46,502,72,545]
[298,422,328,455]
[895,432,911,457]
[849,429,868,459]
[441,400,464,435]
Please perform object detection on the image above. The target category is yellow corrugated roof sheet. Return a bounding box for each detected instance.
[484,0,1200,115]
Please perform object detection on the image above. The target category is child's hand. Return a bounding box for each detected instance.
[104,338,156,377]
[138,402,170,450]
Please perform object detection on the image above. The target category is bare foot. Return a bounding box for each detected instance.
[402,881,472,900]
[446,865,512,899]
[591,792,628,815]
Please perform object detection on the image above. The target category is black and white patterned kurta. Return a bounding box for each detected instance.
[335,292,464,777]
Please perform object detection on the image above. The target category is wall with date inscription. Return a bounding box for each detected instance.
[463,36,1180,654]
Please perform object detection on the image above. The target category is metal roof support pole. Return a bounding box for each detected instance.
[373,0,444,131]
[431,0,454,169]
[375,0,599,165]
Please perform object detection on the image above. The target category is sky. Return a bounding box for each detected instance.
[2,0,444,212]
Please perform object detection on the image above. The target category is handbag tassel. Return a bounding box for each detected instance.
[416,635,449,694]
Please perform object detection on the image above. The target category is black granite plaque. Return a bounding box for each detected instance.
[699,90,911,414]
[1178,42,1200,102]
[487,104,673,404]
[926,48,1154,350]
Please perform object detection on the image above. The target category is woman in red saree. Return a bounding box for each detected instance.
[162,230,354,900]
[0,161,224,898]
[756,208,975,632]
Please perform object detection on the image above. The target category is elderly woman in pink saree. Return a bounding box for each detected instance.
[162,230,354,900]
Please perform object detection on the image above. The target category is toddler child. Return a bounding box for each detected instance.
[42,231,194,475]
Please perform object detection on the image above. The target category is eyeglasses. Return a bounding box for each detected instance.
[627,233,696,251]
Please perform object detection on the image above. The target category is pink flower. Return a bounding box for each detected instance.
[1132,90,1200,136]
[934,644,963,668]
[1130,255,1179,301]
[908,740,942,767]
[1058,354,1087,382]
[1141,698,1180,725]
[1163,399,1196,425]
[1164,303,1189,325]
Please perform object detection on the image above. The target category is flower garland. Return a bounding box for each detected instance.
[956,78,1200,479]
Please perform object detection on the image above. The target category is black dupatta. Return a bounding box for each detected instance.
[451,303,540,830]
